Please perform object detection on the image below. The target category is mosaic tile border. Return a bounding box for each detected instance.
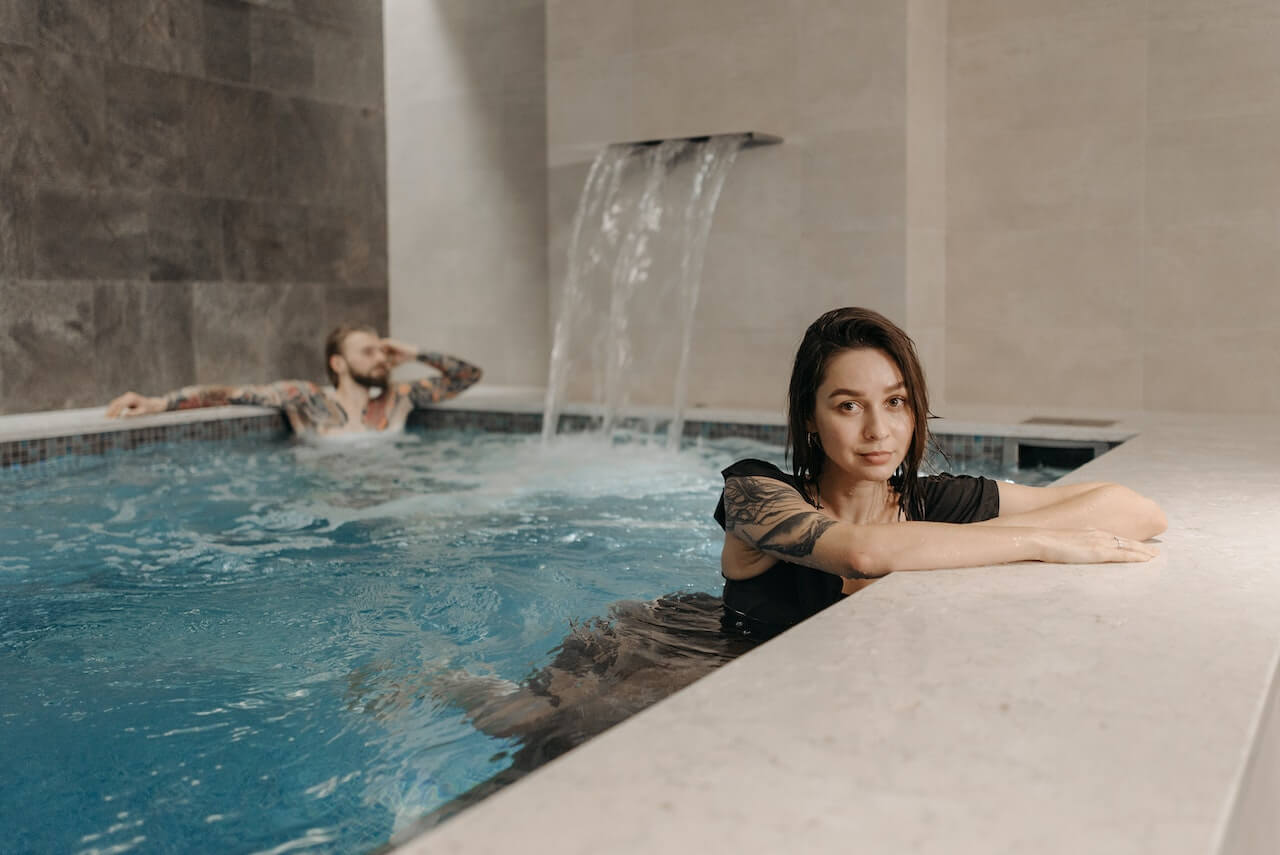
[412,410,1052,468]
[409,410,792,442]
[408,409,545,433]
[2,407,1120,471]
[932,432,1008,468]
[0,413,289,469]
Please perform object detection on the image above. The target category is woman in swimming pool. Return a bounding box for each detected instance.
[715,306,1167,640]
[354,308,1164,825]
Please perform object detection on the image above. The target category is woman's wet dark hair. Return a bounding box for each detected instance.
[787,307,935,520]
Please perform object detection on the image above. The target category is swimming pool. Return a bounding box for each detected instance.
[0,429,1066,853]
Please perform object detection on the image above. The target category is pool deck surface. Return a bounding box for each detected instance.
[5,392,1276,854]
[395,397,1279,855]
[0,402,282,447]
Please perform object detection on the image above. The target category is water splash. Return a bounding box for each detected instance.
[541,146,633,444]
[541,134,747,444]
[601,139,689,437]
[666,135,743,449]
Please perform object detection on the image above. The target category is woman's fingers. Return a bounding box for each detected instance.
[1124,538,1159,561]
[1106,533,1159,562]
[1040,530,1160,565]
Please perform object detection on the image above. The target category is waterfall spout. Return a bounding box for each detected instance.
[542,132,773,445]
[665,135,743,449]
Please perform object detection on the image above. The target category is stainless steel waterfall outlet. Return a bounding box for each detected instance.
[548,133,780,167]
[620,131,783,148]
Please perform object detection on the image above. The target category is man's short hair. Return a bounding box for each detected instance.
[325,323,378,386]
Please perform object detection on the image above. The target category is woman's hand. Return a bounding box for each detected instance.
[106,391,166,418]
[994,481,1168,542]
[1033,528,1159,565]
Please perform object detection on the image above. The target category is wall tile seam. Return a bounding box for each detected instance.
[948,44,1280,128]
[945,323,1148,331]
[186,73,389,110]
[2,278,194,287]
[392,84,542,104]
[1147,106,1280,130]
[20,202,382,281]
[254,16,383,44]
[165,193,387,210]
[20,49,386,111]
[0,42,112,65]
[0,36,38,51]
[1136,4,1152,421]
[278,10,384,39]
[945,225,1149,238]
[1149,11,1280,29]
[621,31,801,61]
[947,28,1149,55]
[12,272,387,292]
[947,7,1151,42]
[0,10,381,70]
[944,113,1149,136]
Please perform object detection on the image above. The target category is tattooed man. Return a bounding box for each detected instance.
[105,324,482,437]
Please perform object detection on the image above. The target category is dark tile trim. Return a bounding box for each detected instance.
[6,408,1103,471]
[0,413,288,469]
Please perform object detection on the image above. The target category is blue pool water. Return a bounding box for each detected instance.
[0,430,1065,853]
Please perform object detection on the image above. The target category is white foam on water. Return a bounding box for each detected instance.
[219,432,730,541]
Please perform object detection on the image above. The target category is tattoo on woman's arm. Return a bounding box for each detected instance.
[723,478,837,558]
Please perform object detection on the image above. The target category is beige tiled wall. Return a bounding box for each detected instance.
[947,1,1146,411]
[948,0,1280,413]
[389,0,1280,414]
[907,0,949,406]
[386,0,549,386]
[547,0,921,411]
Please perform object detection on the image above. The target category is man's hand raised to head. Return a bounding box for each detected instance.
[379,338,420,369]
[106,391,166,418]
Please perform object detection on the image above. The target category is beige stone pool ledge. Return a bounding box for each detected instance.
[5,394,1276,854]
[399,395,1280,855]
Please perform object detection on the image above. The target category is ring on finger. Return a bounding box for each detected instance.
[1115,536,1124,549]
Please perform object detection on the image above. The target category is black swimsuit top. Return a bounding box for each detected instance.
[713,458,1001,640]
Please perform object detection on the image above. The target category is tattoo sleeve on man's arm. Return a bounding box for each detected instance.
[723,477,839,559]
[163,382,307,411]
[407,352,483,408]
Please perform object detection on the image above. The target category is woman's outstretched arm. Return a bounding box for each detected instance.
[986,481,1167,541]
[720,476,1159,581]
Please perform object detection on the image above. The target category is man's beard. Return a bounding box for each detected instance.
[349,368,388,391]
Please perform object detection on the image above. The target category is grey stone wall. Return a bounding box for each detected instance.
[0,0,387,414]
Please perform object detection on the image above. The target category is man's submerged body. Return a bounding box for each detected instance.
[106,329,482,437]
[160,351,479,436]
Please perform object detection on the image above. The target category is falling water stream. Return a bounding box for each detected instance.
[541,134,746,446]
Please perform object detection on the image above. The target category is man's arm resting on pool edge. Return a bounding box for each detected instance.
[106,382,315,417]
